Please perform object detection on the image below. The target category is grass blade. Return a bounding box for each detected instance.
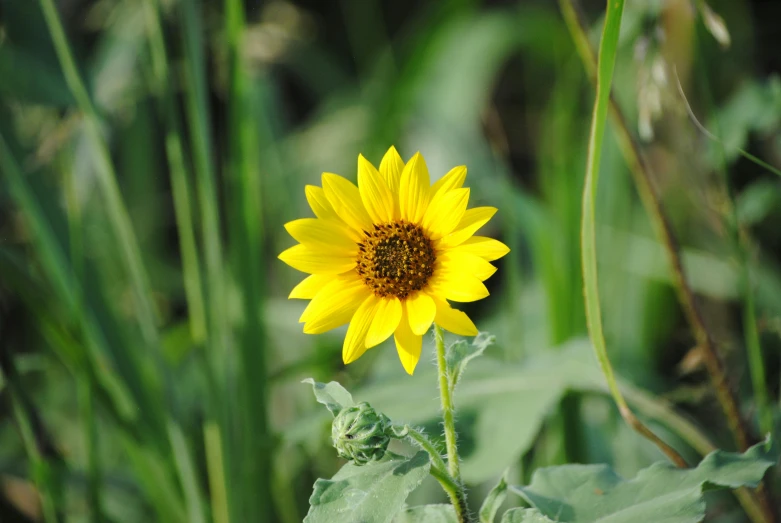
[224,1,271,521]
[578,0,686,467]
[38,0,160,347]
[143,0,207,344]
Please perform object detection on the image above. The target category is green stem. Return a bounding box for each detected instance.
[404,427,469,523]
[433,325,473,522]
[434,325,461,479]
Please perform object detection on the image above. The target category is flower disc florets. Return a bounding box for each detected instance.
[331,402,392,465]
[356,221,436,299]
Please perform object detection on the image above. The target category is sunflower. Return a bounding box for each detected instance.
[279,147,509,374]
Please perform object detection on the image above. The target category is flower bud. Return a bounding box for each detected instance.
[331,402,392,465]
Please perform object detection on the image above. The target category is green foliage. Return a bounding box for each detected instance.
[508,439,776,523]
[3,0,781,521]
[445,332,495,393]
[305,452,431,523]
[303,378,355,416]
[395,504,458,523]
[500,509,554,523]
[479,471,509,523]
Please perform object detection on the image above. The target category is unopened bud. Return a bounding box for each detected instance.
[331,402,392,465]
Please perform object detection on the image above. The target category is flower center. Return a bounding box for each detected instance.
[356,221,436,299]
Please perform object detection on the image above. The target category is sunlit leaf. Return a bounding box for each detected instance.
[445,332,495,392]
[394,504,457,523]
[479,471,509,523]
[303,378,355,416]
[509,439,776,523]
[305,452,431,523]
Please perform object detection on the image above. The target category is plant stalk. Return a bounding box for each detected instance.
[434,325,462,479]
[433,325,472,522]
[405,427,470,522]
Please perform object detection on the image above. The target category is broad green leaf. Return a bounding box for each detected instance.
[501,509,555,523]
[509,439,776,523]
[305,451,431,523]
[394,504,457,523]
[479,471,508,523]
[446,332,495,391]
[290,341,605,483]
[303,378,355,416]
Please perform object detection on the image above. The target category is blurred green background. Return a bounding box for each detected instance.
[2,0,781,521]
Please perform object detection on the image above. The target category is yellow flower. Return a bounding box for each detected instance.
[279,147,509,375]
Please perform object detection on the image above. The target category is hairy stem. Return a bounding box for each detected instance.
[433,325,472,522]
[405,427,470,522]
[434,325,461,479]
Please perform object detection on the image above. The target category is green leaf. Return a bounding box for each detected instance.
[0,44,73,106]
[394,504,457,523]
[446,332,495,391]
[479,471,509,523]
[305,451,431,523]
[509,439,776,523]
[289,341,603,483]
[500,509,555,523]
[303,378,355,416]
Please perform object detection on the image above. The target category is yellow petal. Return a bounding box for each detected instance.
[422,188,470,239]
[301,277,369,333]
[284,218,357,254]
[430,165,466,199]
[438,207,498,248]
[358,154,395,224]
[398,152,431,223]
[433,298,478,336]
[289,274,331,299]
[343,295,381,364]
[428,271,489,302]
[405,291,436,336]
[305,185,338,221]
[438,250,497,281]
[394,310,423,375]
[453,236,510,262]
[379,146,404,197]
[278,244,356,274]
[322,173,374,233]
[365,297,402,348]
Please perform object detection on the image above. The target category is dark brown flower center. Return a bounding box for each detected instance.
[356,221,436,299]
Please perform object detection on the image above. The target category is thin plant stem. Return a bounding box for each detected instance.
[674,66,773,439]
[559,0,751,452]
[434,325,463,479]
[574,0,688,468]
[405,426,470,523]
